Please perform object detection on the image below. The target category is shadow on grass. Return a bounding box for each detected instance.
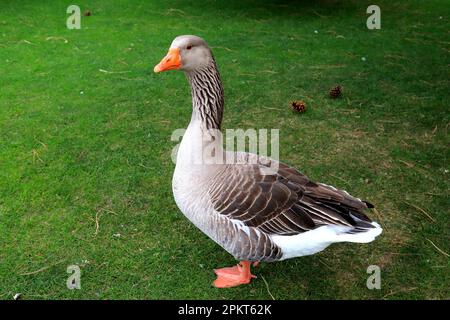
[161,0,363,20]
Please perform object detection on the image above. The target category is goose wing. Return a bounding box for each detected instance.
[209,159,375,236]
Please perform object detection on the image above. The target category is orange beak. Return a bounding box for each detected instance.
[154,48,182,73]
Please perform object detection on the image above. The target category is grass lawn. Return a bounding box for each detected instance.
[0,0,448,299]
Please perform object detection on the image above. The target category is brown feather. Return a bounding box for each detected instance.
[210,157,375,236]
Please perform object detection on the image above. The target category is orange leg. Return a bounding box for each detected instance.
[213,261,257,288]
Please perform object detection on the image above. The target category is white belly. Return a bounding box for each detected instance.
[172,168,210,223]
[171,120,220,232]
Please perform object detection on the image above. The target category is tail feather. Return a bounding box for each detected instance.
[272,222,383,260]
[337,222,383,243]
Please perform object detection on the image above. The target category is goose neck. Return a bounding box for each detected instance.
[186,61,224,131]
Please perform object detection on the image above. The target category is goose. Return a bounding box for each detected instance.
[153,35,382,288]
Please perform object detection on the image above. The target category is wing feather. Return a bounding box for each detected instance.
[209,157,375,236]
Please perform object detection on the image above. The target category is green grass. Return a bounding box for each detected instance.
[0,0,449,299]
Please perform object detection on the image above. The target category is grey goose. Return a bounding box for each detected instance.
[154,35,382,288]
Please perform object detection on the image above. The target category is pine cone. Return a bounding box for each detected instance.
[291,100,307,113]
[329,85,342,98]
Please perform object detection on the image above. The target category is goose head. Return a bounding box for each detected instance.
[154,35,213,73]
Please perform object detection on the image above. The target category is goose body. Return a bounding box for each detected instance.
[154,35,382,287]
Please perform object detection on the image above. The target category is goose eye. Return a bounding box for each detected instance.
[186,45,193,50]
